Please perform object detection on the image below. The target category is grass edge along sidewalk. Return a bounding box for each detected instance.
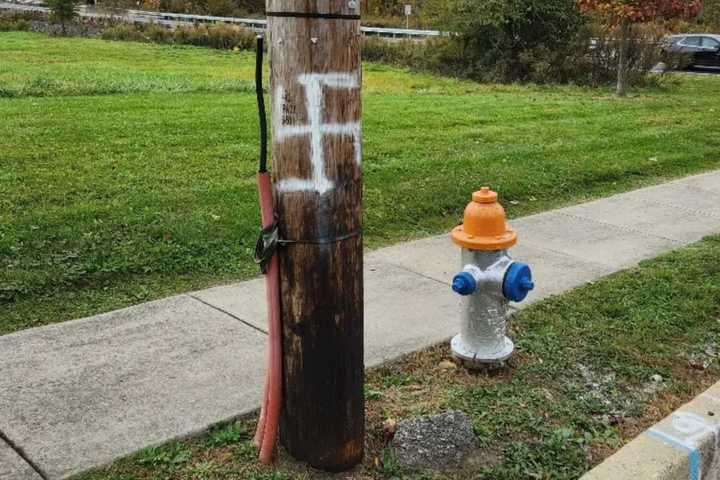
[76,234,720,480]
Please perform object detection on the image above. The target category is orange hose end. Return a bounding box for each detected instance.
[253,371,268,447]
[259,257,281,464]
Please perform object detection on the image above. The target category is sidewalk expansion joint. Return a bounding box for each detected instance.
[637,197,720,221]
[382,262,450,287]
[556,211,684,244]
[519,240,616,271]
[0,428,48,480]
[185,294,268,335]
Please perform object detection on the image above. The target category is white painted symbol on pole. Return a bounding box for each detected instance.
[274,73,361,195]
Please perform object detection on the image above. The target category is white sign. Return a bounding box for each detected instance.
[404,4,412,16]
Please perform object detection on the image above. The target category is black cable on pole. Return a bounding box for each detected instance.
[256,35,268,173]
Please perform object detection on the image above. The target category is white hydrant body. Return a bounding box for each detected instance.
[451,249,514,364]
[450,188,534,368]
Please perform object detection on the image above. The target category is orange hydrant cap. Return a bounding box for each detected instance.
[472,187,498,204]
[451,187,517,251]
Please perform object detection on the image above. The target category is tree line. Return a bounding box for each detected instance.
[46,0,720,96]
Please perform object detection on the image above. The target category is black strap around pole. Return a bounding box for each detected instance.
[266,11,361,20]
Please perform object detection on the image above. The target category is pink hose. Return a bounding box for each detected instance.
[254,172,282,464]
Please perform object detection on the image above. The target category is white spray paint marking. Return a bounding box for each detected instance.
[274,72,361,195]
[668,411,719,445]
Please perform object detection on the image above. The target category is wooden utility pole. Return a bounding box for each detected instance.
[266,0,364,471]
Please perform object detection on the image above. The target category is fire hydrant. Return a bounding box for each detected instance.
[450,187,534,367]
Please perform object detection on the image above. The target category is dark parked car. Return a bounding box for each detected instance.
[662,34,720,68]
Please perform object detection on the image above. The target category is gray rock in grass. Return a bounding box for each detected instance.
[389,410,478,472]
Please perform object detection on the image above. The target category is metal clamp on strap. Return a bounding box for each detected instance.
[254,222,363,273]
[254,222,280,274]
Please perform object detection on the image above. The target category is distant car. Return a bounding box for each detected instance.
[662,34,720,69]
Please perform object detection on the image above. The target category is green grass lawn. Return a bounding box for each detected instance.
[2,31,720,334]
[77,235,720,479]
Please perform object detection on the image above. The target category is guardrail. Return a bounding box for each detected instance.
[131,9,442,39]
[2,0,443,39]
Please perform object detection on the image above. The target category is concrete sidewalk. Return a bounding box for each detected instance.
[2,171,720,479]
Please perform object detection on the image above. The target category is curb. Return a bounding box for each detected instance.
[582,381,720,480]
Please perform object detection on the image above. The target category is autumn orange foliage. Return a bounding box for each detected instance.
[577,0,702,23]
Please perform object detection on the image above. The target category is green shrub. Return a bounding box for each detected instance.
[171,23,254,49]
[100,21,255,50]
[362,0,595,84]
[204,0,236,16]
[46,0,79,34]
[155,0,261,17]
[361,37,457,75]
[0,18,30,32]
[362,0,448,28]
[701,0,720,29]
[570,22,672,87]
[361,38,428,66]
[146,23,170,42]
[362,4,672,88]
[0,10,43,31]
[444,0,586,83]
[101,23,147,41]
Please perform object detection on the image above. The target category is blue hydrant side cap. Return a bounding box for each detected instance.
[503,262,534,302]
[452,272,477,296]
